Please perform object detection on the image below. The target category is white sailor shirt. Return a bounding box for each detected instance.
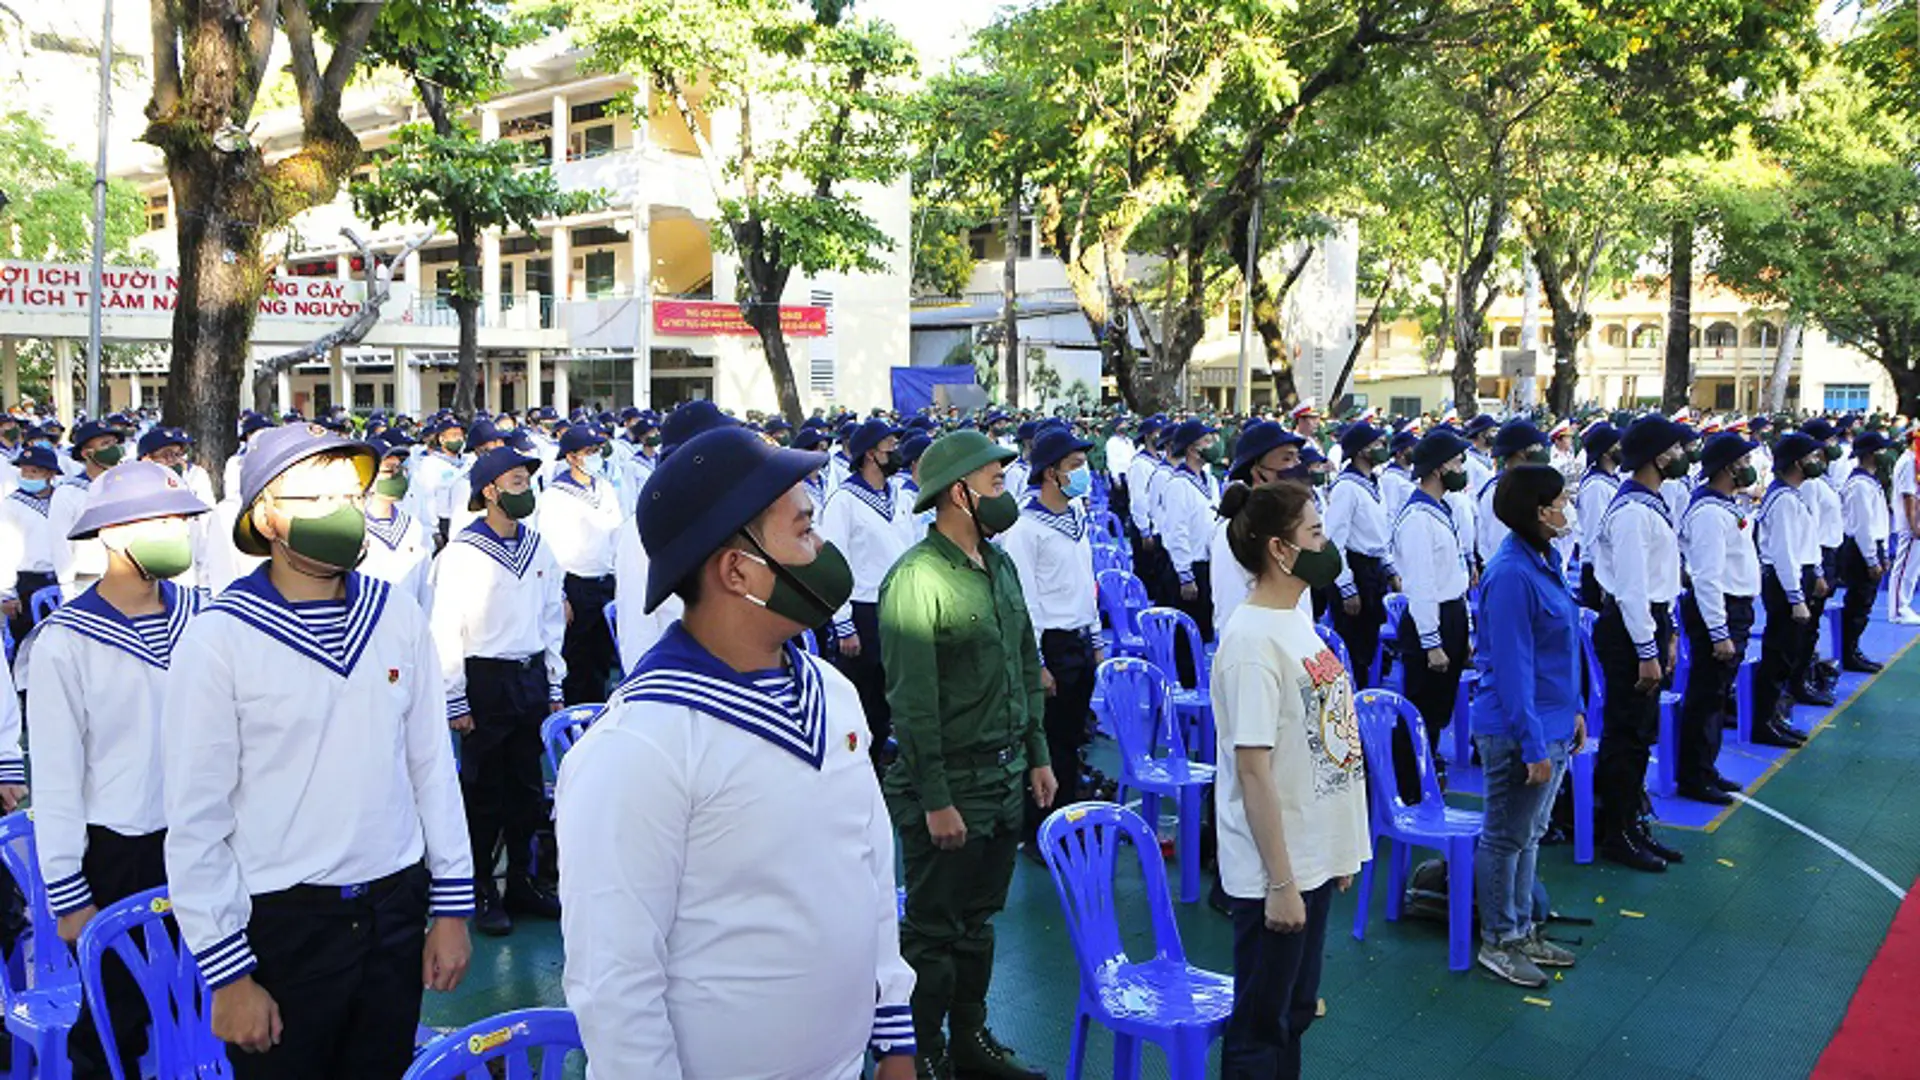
[1000,497,1098,634]
[430,519,567,715]
[1105,435,1136,479]
[1444,488,1479,571]
[613,522,681,676]
[558,625,916,1079]
[1844,471,1891,567]
[1379,463,1415,520]
[816,475,917,636]
[1208,517,1257,636]
[163,567,475,989]
[0,487,63,587]
[1757,478,1820,604]
[1391,490,1470,650]
[198,498,268,594]
[1576,470,1621,557]
[31,582,199,914]
[1465,448,1495,496]
[1145,459,1177,539]
[1126,453,1159,536]
[1594,480,1683,660]
[360,505,434,611]
[1004,459,1030,498]
[538,472,624,578]
[1679,488,1760,642]
[1325,468,1396,597]
[1802,468,1844,550]
[416,451,469,526]
[1161,465,1219,585]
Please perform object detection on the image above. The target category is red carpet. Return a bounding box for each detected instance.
[1815,875,1920,1079]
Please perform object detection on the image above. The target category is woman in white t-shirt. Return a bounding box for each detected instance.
[1210,480,1369,1080]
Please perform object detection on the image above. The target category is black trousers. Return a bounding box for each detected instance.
[1332,552,1389,690]
[229,865,430,1080]
[71,827,167,1080]
[1172,562,1214,686]
[1804,548,1837,678]
[1395,598,1469,804]
[10,569,52,644]
[1025,629,1096,844]
[1580,563,1604,611]
[1838,538,1881,659]
[1222,883,1334,1080]
[560,573,618,704]
[1594,601,1671,836]
[460,657,547,890]
[832,601,892,771]
[1679,594,1753,791]
[1756,569,1813,724]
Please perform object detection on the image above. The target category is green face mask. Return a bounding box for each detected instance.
[1733,464,1759,488]
[124,533,193,580]
[966,486,1022,536]
[1802,457,1826,479]
[496,488,538,519]
[1282,539,1345,589]
[373,473,409,499]
[1523,448,1551,466]
[1441,468,1469,493]
[740,533,855,629]
[442,439,466,455]
[283,503,366,574]
[89,444,124,468]
[1822,443,1843,461]
[1366,445,1392,465]
[1201,439,1226,466]
[1660,454,1691,480]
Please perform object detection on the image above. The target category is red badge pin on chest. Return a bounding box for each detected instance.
[847,732,859,753]
[388,667,400,684]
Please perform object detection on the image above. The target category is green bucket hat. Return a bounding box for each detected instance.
[913,430,1017,514]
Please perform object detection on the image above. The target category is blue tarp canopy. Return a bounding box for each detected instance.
[890,366,979,414]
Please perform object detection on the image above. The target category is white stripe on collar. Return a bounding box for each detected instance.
[364,508,412,550]
[6,490,49,517]
[835,477,895,521]
[207,570,389,677]
[42,581,198,669]
[615,656,829,768]
[452,520,542,578]
[1021,497,1087,541]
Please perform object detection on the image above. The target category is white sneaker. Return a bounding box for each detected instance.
[1894,612,1920,626]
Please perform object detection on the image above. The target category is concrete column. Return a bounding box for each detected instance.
[1,339,17,408]
[480,107,500,143]
[526,350,543,410]
[52,340,75,421]
[485,355,502,413]
[404,250,423,293]
[482,232,502,329]
[336,254,350,281]
[277,369,293,415]
[330,346,349,413]
[392,347,413,416]
[552,93,569,170]
[128,370,142,410]
[633,212,652,409]
[552,227,572,304]
[552,357,570,415]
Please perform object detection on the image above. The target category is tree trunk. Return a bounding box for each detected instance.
[452,218,481,418]
[1001,185,1020,409]
[1450,298,1483,417]
[1766,319,1802,414]
[1663,216,1694,412]
[1882,345,1920,417]
[1531,242,1588,416]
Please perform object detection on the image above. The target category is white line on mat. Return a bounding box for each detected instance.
[1734,793,1909,901]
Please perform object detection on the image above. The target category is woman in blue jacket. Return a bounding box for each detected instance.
[1471,465,1586,988]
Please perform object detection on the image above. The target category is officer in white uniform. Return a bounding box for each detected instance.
[1838,430,1893,672]
[163,424,473,1075]
[1755,431,1826,736]
[1160,420,1221,651]
[1325,421,1397,690]
[558,425,916,1080]
[1391,429,1473,800]
[358,436,434,611]
[537,425,625,704]
[1574,423,1622,608]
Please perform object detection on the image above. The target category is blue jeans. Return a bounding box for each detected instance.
[1474,735,1569,946]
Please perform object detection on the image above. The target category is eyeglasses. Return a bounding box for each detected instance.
[271,492,366,511]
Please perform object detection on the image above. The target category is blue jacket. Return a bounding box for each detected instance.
[1470,533,1581,762]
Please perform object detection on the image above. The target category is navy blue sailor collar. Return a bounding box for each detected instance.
[1022,495,1086,541]
[452,517,541,577]
[614,621,830,769]
[207,565,389,678]
[45,579,197,669]
[550,469,606,505]
[838,471,895,519]
[364,505,412,549]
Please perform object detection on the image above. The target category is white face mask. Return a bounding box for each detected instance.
[1541,504,1572,540]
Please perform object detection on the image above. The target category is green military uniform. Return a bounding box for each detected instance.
[880,448,1049,1077]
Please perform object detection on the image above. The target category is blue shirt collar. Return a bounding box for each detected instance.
[616,622,830,769]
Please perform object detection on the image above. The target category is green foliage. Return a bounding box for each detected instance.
[911,205,976,297]
[0,112,145,261]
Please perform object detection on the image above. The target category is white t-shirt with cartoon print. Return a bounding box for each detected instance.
[1211,599,1369,900]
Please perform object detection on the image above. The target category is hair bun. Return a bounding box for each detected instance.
[1218,481,1253,520]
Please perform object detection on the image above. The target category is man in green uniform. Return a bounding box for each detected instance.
[881,430,1057,1080]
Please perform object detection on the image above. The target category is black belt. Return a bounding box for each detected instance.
[565,573,615,586]
[1041,627,1095,644]
[254,864,416,907]
[947,745,1019,769]
[471,654,542,672]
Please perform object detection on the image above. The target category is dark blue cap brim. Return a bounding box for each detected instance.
[643,446,828,614]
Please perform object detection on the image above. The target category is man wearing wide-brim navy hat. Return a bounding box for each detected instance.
[67,419,125,486]
[556,425,915,1079]
[1837,429,1893,673]
[1573,421,1624,609]
[1387,427,1475,803]
[1476,420,1551,564]
[881,429,1053,1080]
[1797,419,1848,690]
[1326,420,1398,691]
[164,422,474,1071]
[1586,415,1691,871]
[1225,421,1305,486]
[0,442,77,638]
[430,445,566,936]
[541,423,625,705]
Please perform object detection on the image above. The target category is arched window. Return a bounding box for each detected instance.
[1498,325,1522,347]
[1632,324,1663,349]
[1704,321,1739,348]
[1748,321,1780,349]
[1602,324,1627,348]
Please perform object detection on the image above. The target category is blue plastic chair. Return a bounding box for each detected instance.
[1091,541,1131,577]
[402,1008,584,1080]
[1377,592,1408,688]
[76,887,231,1080]
[29,589,60,625]
[1095,569,1150,660]
[1092,510,1126,545]
[1093,659,1215,904]
[1137,607,1214,765]
[1037,802,1232,1080]
[601,599,618,660]
[1316,623,1352,674]
[1350,690,1482,972]
[0,811,81,1080]
[541,703,604,776]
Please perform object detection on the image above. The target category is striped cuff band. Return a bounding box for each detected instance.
[430,878,477,918]
[446,694,469,722]
[833,619,855,638]
[1339,583,1358,599]
[1633,638,1658,661]
[0,760,25,785]
[548,683,564,704]
[871,1004,916,1057]
[195,930,258,989]
[1708,624,1731,643]
[46,871,93,916]
[1418,630,1441,650]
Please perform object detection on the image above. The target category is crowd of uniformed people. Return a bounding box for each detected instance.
[0,391,1907,1079]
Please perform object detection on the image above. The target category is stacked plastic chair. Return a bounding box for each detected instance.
[1094,569,1151,660]
[540,703,606,776]
[0,811,83,1080]
[1136,607,1215,764]
[1093,659,1215,904]
[1350,690,1483,971]
[75,887,230,1079]
[1037,802,1232,1079]
[403,1008,585,1080]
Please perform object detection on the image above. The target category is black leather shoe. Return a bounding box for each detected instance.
[1600,833,1667,873]
[1711,775,1744,793]
[504,876,562,919]
[1678,784,1734,806]
[1792,682,1836,708]
[1636,826,1686,864]
[1844,652,1884,674]
[1753,722,1805,749]
[475,892,513,937]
